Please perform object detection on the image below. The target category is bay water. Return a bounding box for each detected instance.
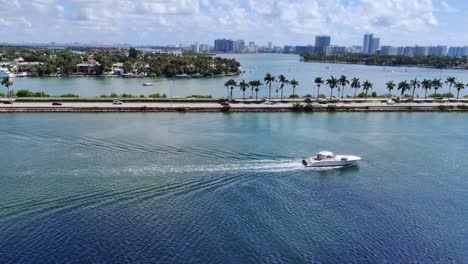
[0,112,466,263]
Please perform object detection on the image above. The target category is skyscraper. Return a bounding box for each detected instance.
[363,34,380,54]
[363,34,373,54]
[233,40,245,53]
[314,35,331,54]
[214,39,234,52]
[370,38,380,54]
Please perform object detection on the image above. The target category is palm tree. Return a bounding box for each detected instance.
[224,79,237,99]
[362,80,373,101]
[278,74,289,101]
[1,77,13,102]
[454,82,465,100]
[290,79,299,101]
[239,80,249,100]
[264,73,275,102]
[445,76,456,98]
[432,79,442,97]
[250,80,262,102]
[398,80,410,97]
[410,78,420,100]
[386,80,395,98]
[351,77,361,98]
[314,77,324,99]
[421,79,432,99]
[326,76,338,99]
[338,75,349,98]
[248,80,256,98]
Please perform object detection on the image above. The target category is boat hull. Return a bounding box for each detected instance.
[302,155,361,168]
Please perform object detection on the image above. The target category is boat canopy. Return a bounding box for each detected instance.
[317,151,333,156]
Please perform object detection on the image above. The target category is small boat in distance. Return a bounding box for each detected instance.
[175,74,191,78]
[142,82,153,86]
[302,151,361,168]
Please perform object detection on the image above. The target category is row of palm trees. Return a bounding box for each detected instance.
[225,74,466,102]
[224,74,299,101]
[313,75,466,100]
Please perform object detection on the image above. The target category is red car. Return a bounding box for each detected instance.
[219,101,230,106]
[52,102,62,106]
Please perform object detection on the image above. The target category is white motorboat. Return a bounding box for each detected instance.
[0,68,16,78]
[142,82,153,86]
[302,151,361,168]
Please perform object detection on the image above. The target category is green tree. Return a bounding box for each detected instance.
[239,79,249,100]
[351,77,361,98]
[123,60,134,73]
[314,77,324,99]
[362,80,373,101]
[249,80,262,102]
[1,77,13,102]
[264,73,276,102]
[326,76,338,99]
[278,74,289,101]
[290,79,299,101]
[338,75,349,98]
[445,76,456,98]
[224,79,237,99]
[248,80,256,98]
[56,50,80,75]
[432,78,443,97]
[128,47,139,59]
[398,80,410,96]
[454,82,465,100]
[421,79,432,99]
[410,78,420,100]
[386,80,395,98]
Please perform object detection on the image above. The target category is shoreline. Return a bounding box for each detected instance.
[1,101,467,113]
[301,59,467,70]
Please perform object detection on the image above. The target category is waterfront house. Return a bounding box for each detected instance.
[112,63,124,75]
[76,61,100,75]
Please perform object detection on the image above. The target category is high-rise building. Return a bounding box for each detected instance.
[284,46,296,53]
[233,40,245,53]
[295,46,315,53]
[268,42,272,49]
[428,46,448,56]
[381,46,398,56]
[214,39,234,52]
[191,42,199,53]
[363,34,380,54]
[370,38,380,54]
[199,44,211,53]
[363,34,373,54]
[314,35,331,54]
[413,46,429,56]
[247,41,257,53]
[448,46,468,57]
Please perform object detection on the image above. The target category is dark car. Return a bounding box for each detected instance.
[3,101,13,104]
[52,102,62,106]
[219,101,230,106]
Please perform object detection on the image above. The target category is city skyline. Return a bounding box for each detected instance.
[0,0,467,46]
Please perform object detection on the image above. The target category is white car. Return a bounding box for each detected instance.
[112,100,123,105]
[386,100,395,105]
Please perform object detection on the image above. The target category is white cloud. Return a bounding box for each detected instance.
[440,1,459,12]
[0,0,465,46]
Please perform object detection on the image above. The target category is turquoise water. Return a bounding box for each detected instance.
[7,54,468,98]
[0,113,466,263]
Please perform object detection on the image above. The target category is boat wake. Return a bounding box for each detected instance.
[118,159,306,175]
[112,159,358,176]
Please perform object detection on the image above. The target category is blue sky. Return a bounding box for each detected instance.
[0,0,466,46]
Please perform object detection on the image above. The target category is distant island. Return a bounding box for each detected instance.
[0,47,241,78]
[300,53,468,70]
